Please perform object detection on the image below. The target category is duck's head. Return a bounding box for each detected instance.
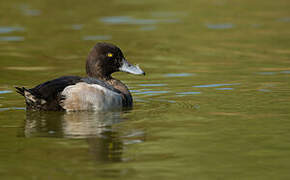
[86,42,145,80]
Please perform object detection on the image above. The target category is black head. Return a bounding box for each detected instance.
[86,42,145,80]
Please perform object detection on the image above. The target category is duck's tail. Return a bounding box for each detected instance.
[15,86,26,96]
[15,87,46,109]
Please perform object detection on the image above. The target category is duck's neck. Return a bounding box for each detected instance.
[108,77,133,107]
[110,78,129,93]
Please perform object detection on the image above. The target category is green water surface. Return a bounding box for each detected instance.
[0,0,290,179]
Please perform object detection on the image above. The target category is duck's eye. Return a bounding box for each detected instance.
[107,53,113,58]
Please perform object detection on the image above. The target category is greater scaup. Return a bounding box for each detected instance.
[15,42,145,111]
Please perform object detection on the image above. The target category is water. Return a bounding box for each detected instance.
[0,36,24,41]
[205,23,235,30]
[0,26,25,34]
[82,35,112,41]
[1,0,290,179]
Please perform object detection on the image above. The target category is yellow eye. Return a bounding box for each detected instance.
[107,53,113,57]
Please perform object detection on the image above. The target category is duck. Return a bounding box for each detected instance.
[15,42,145,111]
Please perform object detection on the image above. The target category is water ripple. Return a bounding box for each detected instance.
[176,92,201,95]
[147,98,176,103]
[135,90,169,95]
[83,35,112,41]
[164,73,193,77]
[24,9,41,16]
[258,89,271,92]
[205,23,235,30]
[0,107,25,112]
[277,17,290,22]
[280,71,290,74]
[123,139,143,145]
[0,36,24,41]
[0,27,25,34]
[216,88,234,90]
[138,84,167,87]
[129,89,140,93]
[0,90,12,94]
[0,108,10,112]
[20,5,41,16]
[193,83,240,88]
[71,24,83,30]
[5,66,51,71]
[100,16,179,25]
[139,26,156,31]
[257,72,277,75]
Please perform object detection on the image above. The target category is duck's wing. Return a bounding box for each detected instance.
[16,76,82,110]
[31,76,83,99]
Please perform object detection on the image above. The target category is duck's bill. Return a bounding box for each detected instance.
[119,58,145,75]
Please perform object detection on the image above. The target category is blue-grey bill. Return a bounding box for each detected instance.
[119,59,145,75]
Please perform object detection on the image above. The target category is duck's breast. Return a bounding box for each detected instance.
[61,82,122,111]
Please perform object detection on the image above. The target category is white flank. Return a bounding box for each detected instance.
[61,82,122,111]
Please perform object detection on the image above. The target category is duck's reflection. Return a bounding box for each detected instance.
[25,111,123,138]
[61,111,123,138]
[24,110,143,162]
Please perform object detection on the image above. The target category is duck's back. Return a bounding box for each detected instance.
[16,76,124,111]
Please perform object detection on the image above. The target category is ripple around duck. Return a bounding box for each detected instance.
[176,92,201,95]
[257,71,290,75]
[215,88,234,90]
[164,73,193,77]
[5,66,52,71]
[123,139,143,145]
[258,89,272,92]
[192,83,240,88]
[134,98,149,102]
[0,90,12,94]
[0,36,24,41]
[138,84,167,87]
[100,16,155,24]
[100,16,179,25]
[146,98,176,103]
[276,17,290,22]
[257,72,277,75]
[19,5,41,16]
[174,102,201,110]
[280,70,290,74]
[0,107,25,112]
[0,108,10,112]
[205,23,235,30]
[0,27,25,34]
[82,35,112,41]
[130,89,141,93]
[134,90,170,95]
